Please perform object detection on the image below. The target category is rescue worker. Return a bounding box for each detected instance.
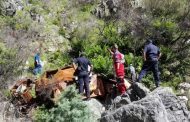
[108,44,127,95]
[34,52,42,76]
[129,64,136,82]
[73,52,92,100]
[137,39,161,87]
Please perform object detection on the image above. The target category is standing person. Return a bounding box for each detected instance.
[137,39,161,87]
[73,52,92,100]
[108,44,127,95]
[129,64,136,82]
[34,52,42,76]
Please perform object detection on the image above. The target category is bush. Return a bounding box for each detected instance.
[35,85,91,122]
[0,43,23,88]
[84,45,113,75]
[35,105,49,122]
[46,50,71,69]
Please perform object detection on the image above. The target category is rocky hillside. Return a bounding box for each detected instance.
[0,0,190,121]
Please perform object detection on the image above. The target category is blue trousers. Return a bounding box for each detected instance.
[78,73,90,98]
[34,67,42,75]
[138,61,160,87]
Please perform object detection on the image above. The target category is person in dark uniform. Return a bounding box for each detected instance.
[74,52,92,100]
[137,39,161,87]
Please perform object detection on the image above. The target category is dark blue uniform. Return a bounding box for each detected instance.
[137,42,161,87]
[74,56,91,98]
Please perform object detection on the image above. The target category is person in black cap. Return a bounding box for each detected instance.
[137,39,161,87]
[73,52,92,100]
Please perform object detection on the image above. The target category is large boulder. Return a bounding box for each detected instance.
[152,87,190,122]
[107,94,131,111]
[84,98,105,121]
[129,82,150,100]
[105,82,150,112]
[100,87,190,122]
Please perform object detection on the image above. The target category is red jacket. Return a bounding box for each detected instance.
[113,50,125,77]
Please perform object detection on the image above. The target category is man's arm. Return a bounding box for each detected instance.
[143,52,147,61]
[157,48,161,60]
[35,56,40,65]
[36,59,39,65]
[143,45,148,61]
[158,52,161,60]
[108,48,114,55]
[88,60,93,71]
[73,62,77,70]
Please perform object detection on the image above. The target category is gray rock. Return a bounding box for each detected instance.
[106,0,120,14]
[92,2,106,18]
[152,87,190,122]
[101,87,190,122]
[101,94,169,122]
[109,94,131,110]
[128,82,150,101]
[0,0,23,16]
[179,82,190,91]
[178,96,188,104]
[84,98,105,121]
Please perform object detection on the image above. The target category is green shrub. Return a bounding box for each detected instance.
[0,43,23,87]
[84,45,113,75]
[161,76,182,90]
[141,73,155,89]
[46,50,71,69]
[0,89,11,98]
[35,85,91,122]
[35,105,50,122]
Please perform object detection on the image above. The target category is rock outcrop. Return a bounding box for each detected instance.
[0,0,23,16]
[84,98,105,121]
[93,0,121,18]
[106,82,150,111]
[101,87,190,122]
[179,82,190,91]
[128,82,150,101]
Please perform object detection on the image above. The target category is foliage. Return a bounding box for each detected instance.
[35,105,49,122]
[0,43,23,88]
[161,75,183,90]
[0,89,11,98]
[13,10,32,30]
[84,45,112,75]
[35,85,91,122]
[46,50,71,69]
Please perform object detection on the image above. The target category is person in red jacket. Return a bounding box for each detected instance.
[108,44,126,95]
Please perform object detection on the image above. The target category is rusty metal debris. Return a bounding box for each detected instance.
[7,65,131,118]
